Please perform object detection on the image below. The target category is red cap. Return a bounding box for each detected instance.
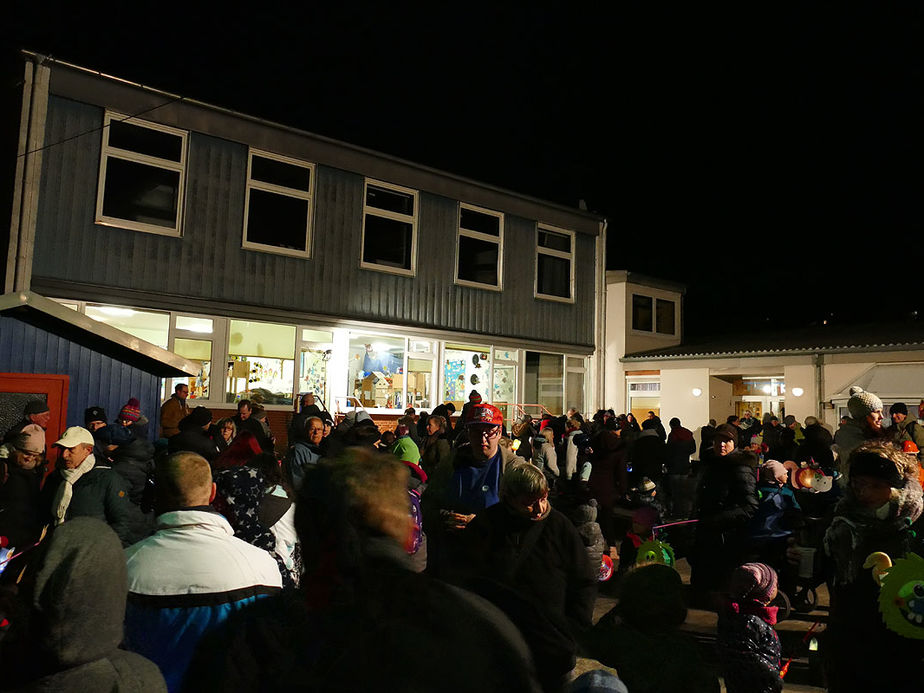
[465,403,504,427]
[903,440,920,454]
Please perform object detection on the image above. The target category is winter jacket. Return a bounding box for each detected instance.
[0,462,44,548]
[716,601,782,693]
[159,395,189,438]
[182,538,542,693]
[124,509,282,691]
[282,440,322,492]
[665,426,696,475]
[42,464,137,547]
[532,440,560,480]
[589,428,627,505]
[112,436,156,505]
[419,434,451,478]
[0,518,166,691]
[891,416,924,462]
[831,417,874,471]
[168,426,219,462]
[750,483,801,543]
[629,429,667,484]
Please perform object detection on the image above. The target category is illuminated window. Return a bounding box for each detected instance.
[227,320,296,405]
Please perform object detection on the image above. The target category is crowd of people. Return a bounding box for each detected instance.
[0,383,923,691]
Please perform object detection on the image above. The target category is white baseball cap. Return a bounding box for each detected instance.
[54,426,95,448]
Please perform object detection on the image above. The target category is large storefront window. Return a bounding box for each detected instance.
[442,343,491,409]
[85,304,170,348]
[492,348,518,422]
[566,356,586,415]
[348,334,405,408]
[299,328,334,410]
[524,351,563,416]
[227,320,296,405]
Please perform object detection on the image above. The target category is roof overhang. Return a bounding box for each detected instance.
[0,291,198,378]
[832,363,924,401]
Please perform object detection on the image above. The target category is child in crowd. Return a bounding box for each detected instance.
[716,562,782,693]
[750,460,801,591]
[616,505,659,579]
[629,477,663,515]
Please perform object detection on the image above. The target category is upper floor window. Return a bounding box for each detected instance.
[243,150,315,257]
[361,180,417,275]
[535,224,574,301]
[456,203,503,289]
[656,298,676,335]
[96,112,187,236]
[632,294,676,335]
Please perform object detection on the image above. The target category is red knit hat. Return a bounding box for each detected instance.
[465,402,503,427]
[729,562,778,604]
[119,397,141,423]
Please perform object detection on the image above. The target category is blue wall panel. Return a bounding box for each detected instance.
[0,316,162,438]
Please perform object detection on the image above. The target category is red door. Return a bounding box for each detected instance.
[0,373,69,475]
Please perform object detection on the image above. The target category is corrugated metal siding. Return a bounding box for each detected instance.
[32,96,596,348]
[0,315,162,437]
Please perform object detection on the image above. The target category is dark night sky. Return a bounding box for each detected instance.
[6,3,924,337]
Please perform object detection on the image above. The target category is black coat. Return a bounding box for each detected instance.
[629,432,667,484]
[111,437,156,505]
[169,427,220,462]
[0,463,44,547]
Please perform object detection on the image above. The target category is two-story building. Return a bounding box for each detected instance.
[4,52,607,437]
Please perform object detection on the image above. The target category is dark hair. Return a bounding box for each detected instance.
[246,452,288,491]
[669,417,681,428]
[175,383,188,393]
[238,399,252,410]
[726,415,739,424]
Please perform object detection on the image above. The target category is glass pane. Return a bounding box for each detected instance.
[537,254,571,298]
[494,348,518,362]
[567,356,584,369]
[410,340,432,353]
[347,335,405,409]
[251,155,310,191]
[566,371,584,415]
[656,298,676,335]
[366,185,414,216]
[630,396,661,424]
[443,345,491,409]
[538,229,570,252]
[228,320,296,359]
[460,207,500,236]
[524,352,563,416]
[457,235,499,286]
[246,189,309,251]
[301,328,333,343]
[173,338,211,400]
[226,356,294,405]
[85,304,169,348]
[299,349,329,409]
[493,363,517,422]
[102,158,180,228]
[407,359,432,409]
[108,120,183,162]
[363,215,412,269]
[632,294,653,331]
[176,316,213,334]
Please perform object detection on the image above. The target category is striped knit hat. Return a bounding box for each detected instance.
[118,397,141,423]
[730,562,778,604]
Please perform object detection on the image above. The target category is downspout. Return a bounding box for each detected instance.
[594,218,608,412]
[814,352,824,420]
[6,53,50,294]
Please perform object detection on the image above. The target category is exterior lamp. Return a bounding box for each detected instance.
[792,387,804,397]
[691,388,702,397]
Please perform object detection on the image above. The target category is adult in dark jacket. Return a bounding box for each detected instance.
[645,411,667,442]
[0,517,167,691]
[283,416,324,492]
[665,417,696,518]
[169,407,219,462]
[232,399,271,451]
[0,434,46,551]
[111,422,156,506]
[691,424,759,598]
[322,410,381,459]
[183,450,542,693]
[419,414,452,478]
[628,421,667,486]
[287,393,323,445]
[430,402,456,438]
[457,463,596,691]
[588,425,626,546]
[43,427,137,547]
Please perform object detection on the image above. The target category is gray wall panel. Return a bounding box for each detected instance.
[32,96,597,348]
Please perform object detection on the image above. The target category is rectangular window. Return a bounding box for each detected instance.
[96,112,187,236]
[632,294,653,331]
[84,304,170,348]
[442,344,491,407]
[456,204,503,289]
[524,351,564,415]
[347,334,406,409]
[656,298,676,335]
[535,225,574,301]
[361,180,417,275]
[243,150,314,257]
[226,320,296,405]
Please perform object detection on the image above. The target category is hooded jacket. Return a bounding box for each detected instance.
[2,517,166,691]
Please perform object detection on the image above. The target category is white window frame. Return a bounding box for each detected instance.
[630,293,677,337]
[360,179,418,276]
[455,202,504,291]
[242,149,316,258]
[655,297,677,335]
[95,111,188,237]
[534,223,575,303]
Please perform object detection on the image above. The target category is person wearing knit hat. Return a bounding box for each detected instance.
[168,406,219,462]
[833,386,887,470]
[7,399,52,454]
[759,459,788,485]
[118,398,142,424]
[468,389,482,404]
[717,562,782,692]
[85,406,108,432]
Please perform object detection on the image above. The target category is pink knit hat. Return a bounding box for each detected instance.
[729,562,778,603]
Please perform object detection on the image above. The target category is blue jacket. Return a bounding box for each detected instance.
[123,509,282,691]
[283,441,322,492]
[751,483,801,542]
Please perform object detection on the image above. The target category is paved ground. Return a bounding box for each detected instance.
[571,558,829,691]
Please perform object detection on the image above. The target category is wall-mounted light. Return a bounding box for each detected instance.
[762,385,772,394]
[692,387,703,397]
[792,387,804,397]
